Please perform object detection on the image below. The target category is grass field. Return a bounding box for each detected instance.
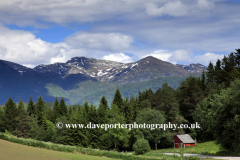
[144,141,220,156]
[0,132,222,160]
[0,139,117,160]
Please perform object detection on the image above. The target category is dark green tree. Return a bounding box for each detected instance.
[196,79,240,153]
[178,77,204,123]
[18,99,24,112]
[130,96,140,121]
[68,105,73,120]
[98,103,108,124]
[59,97,68,117]
[200,70,206,91]
[112,88,124,113]
[0,107,5,132]
[12,106,30,138]
[149,88,163,111]
[100,96,108,109]
[87,104,100,148]
[161,83,179,122]
[206,61,215,85]
[4,97,18,132]
[53,97,61,122]
[123,97,134,123]
[234,48,240,67]
[214,59,222,84]
[36,96,45,126]
[27,96,35,116]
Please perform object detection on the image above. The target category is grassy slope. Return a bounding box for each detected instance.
[0,132,223,160]
[0,133,178,160]
[145,141,220,156]
[0,139,117,160]
[46,76,190,105]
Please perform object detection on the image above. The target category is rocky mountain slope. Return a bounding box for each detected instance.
[0,56,207,105]
[33,56,203,84]
[176,63,207,73]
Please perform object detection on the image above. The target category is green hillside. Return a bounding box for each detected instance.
[46,75,190,105]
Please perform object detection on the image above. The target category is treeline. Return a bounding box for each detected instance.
[0,88,182,151]
[0,49,240,154]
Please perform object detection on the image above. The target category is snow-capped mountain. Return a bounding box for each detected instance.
[33,56,205,83]
[176,63,207,73]
[0,56,207,105]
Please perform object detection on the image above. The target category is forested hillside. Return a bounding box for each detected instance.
[0,49,239,155]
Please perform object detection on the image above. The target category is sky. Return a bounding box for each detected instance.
[0,0,239,68]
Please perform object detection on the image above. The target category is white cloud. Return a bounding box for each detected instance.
[0,0,215,26]
[103,53,133,63]
[169,49,192,62]
[65,32,133,53]
[143,50,224,66]
[143,49,191,64]
[143,50,174,63]
[145,0,215,17]
[197,0,214,10]
[0,0,157,26]
[146,1,188,17]
[0,25,134,67]
[0,25,61,66]
[194,52,224,65]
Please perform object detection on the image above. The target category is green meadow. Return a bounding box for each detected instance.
[144,141,221,157]
[0,139,117,160]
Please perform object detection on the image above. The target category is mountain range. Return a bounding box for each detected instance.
[0,56,207,105]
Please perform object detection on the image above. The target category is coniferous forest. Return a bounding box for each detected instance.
[0,49,240,155]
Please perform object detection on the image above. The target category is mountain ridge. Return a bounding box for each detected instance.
[0,56,207,105]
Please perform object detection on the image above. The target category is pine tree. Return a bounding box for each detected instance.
[53,97,60,122]
[206,61,215,85]
[4,97,18,132]
[149,88,163,111]
[88,104,100,148]
[27,96,35,116]
[132,97,140,121]
[221,55,233,86]
[234,48,240,67]
[98,104,108,124]
[178,77,204,123]
[123,97,134,123]
[100,96,108,109]
[45,106,53,122]
[68,105,73,120]
[18,99,24,113]
[12,105,30,138]
[0,107,4,132]
[112,88,124,113]
[214,59,222,84]
[161,83,179,122]
[59,97,68,117]
[201,70,206,91]
[36,96,45,126]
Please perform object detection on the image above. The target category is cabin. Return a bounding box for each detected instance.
[174,134,196,148]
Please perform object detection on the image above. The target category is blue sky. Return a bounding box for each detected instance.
[0,0,239,68]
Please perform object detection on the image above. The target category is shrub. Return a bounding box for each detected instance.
[188,156,200,160]
[5,130,11,136]
[133,138,151,155]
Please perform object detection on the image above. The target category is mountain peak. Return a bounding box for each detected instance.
[141,55,163,61]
